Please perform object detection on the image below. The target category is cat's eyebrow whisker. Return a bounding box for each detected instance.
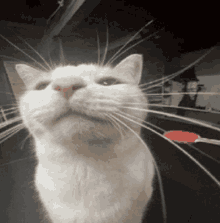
[138,78,167,88]
[110,29,164,66]
[113,112,220,188]
[59,38,66,66]
[108,113,167,223]
[0,55,27,63]
[46,38,55,69]
[3,27,52,70]
[101,26,109,66]
[15,35,52,70]
[0,34,49,71]
[119,106,220,133]
[48,52,55,69]
[107,28,163,67]
[0,117,22,129]
[139,47,215,89]
[96,29,101,65]
[106,19,155,66]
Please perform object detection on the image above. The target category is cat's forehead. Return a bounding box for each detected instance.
[51,65,113,81]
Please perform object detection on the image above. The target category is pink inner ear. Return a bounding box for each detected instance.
[164,131,199,143]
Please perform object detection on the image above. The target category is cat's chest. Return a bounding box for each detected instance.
[35,149,148,202]
[35,155,150,223]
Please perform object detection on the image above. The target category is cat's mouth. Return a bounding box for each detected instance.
[54,109,109,124]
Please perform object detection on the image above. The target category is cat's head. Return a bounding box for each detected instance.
[15,54,147,144]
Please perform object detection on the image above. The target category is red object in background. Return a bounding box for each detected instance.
[164,131,199,144]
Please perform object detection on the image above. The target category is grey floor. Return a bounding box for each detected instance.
[0,129,50,223]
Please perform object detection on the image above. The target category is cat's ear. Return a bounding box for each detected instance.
[14,64,43,86]
[114,54,143,84]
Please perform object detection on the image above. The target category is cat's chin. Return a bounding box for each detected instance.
[45,110,117,145]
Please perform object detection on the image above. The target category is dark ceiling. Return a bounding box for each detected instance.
[0,0,219,54]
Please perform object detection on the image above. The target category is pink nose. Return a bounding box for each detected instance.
[55,85,81,99]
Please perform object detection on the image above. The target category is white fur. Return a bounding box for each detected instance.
[17,54,154,223]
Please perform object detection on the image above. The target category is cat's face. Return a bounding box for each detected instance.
[16,54,147,144]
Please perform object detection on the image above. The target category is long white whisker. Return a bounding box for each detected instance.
[121,101,220,115]
[0,155,35,167]
[120,106,220,133]
[188,144,220,164]
[119,91,220,98]
[148,104,220,115]
[0,34,49,71]
[0,117,22,129]
[106,20,154,66]
[139,47,215,89]
[2,111,19,117]
[118,110,165,133]
[0,125,24,144]
[0,127,18,140]
[106,113,125,140]
[0,113,19,124]
[118,111,220,164]
[143,92,220,96]
[1,103,18,106]
[0,123,24,140]
[114,112,220,187]
[109,113,167,223]
[1,106,19,111]
[0,91,17,96]
[1,107,19,112]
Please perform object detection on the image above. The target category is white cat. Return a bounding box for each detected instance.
[16,54,154,223]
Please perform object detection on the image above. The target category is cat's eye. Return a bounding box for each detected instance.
[98,78,121,86]
[35,82,50,90]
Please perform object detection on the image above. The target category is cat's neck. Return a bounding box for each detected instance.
[34,128,143,165]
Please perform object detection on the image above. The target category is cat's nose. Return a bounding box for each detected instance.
[54,85,83,99]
